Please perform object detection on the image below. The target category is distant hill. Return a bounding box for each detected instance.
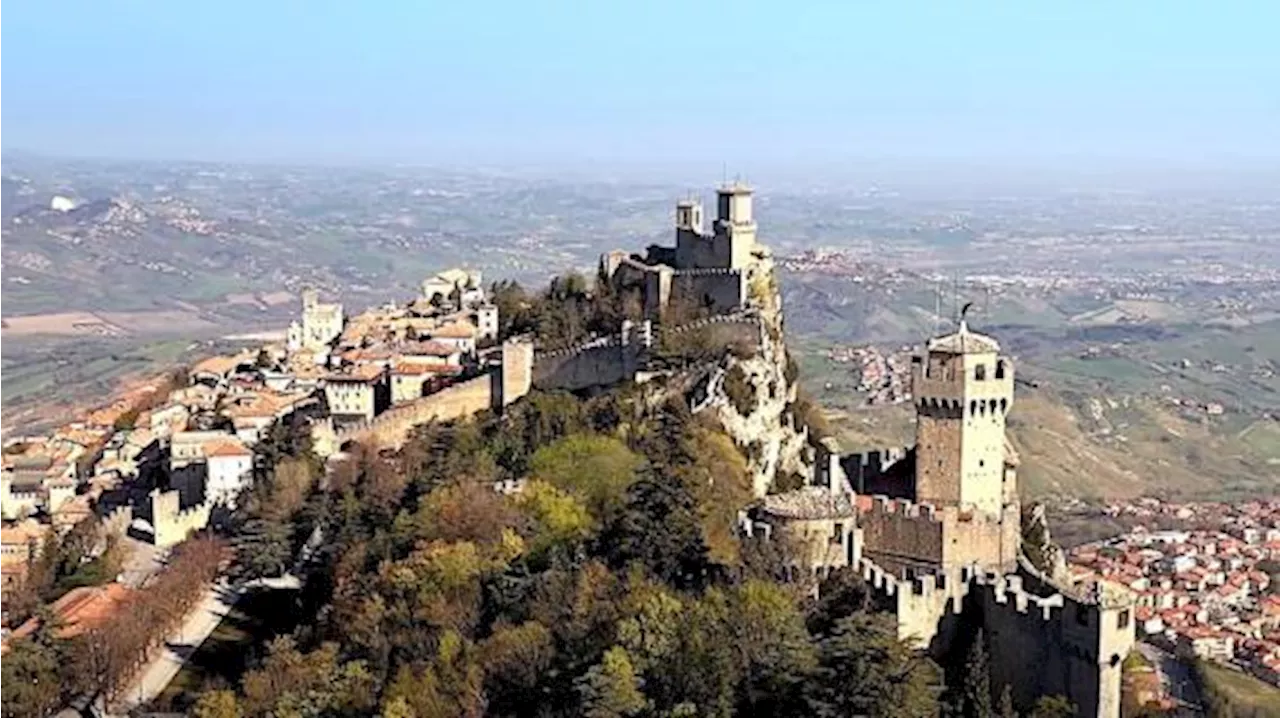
[784,271,1280,502]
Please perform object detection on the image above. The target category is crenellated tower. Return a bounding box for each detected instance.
[911,320,1016,517]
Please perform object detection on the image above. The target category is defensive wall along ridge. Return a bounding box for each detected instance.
[335,312,768,450]
[859,549,1134,718]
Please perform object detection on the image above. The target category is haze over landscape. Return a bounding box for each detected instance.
[3,3,1280,718]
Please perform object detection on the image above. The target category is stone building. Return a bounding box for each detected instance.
[757,319,1134,718]
[287,289,344,353]
[323,364,389,423]
[741,487,862,577]
[599,182,774,318]
[859,320,1021,576]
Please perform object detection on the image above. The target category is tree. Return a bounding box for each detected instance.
[481,621,556,716]
[998,685,1016,718]
[232,517,293,580]
[960,631,994,718]
[383,631,484,718]
[600,468,710,589]
[1028,695,1075,718]
[806,569,872,637]
[727,580,816,717]
[807,612,939,718]
[515,480,594,559]
[529,433,642,522]
[577,646,646,718]
[0,637,63,718]
[192,690,243,718]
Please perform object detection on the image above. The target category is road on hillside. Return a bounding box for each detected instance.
[110,579,242,716]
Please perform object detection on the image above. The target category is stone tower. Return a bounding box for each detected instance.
[714,182,758,270]
[910,320,1015,517]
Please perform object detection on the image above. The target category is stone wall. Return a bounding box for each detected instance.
[860,496,1019,576]
[533,334,647,394]
[149,488,211,548]
[860,559,1134,718]
[839,446,910,494]
[337,373,496,449]
[669,269,746,316]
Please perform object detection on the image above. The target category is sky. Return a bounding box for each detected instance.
[2,1,1278,172]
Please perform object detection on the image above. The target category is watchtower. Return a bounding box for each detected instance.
[714,182,757,270]
[910,320,1015,517]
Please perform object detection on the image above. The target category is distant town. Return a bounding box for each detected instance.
[1069,498,1280,693]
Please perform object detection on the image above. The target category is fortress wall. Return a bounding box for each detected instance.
[670,269,746,315]
[860,496,945,575]
[660,311,764,350]
[839,446,909,494]
[972,573,1083,714]
[338,373,496,449]
[533,342,643,393]
[860,496,1015,575]
[861,557,1126,718]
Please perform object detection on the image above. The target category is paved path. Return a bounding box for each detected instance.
[111,579,242,716]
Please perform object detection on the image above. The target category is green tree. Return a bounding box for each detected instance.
[728,580,816,717]
[601,468,711,588]
[231,517,293,580]
[961,631,995,718]
[577,646,647,718]
[1028,695,1075,718]
[515,480,594,558]
[0,637,63,718]
[529,433,642,522]
[807,612,940,718]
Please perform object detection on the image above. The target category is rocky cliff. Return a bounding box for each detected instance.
[656,289,815,496]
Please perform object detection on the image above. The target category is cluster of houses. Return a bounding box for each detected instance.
[293,269,496,425]
[0,268,496,618]
[1069,499,1280,685]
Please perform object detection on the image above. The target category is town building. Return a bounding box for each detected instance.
[287,288,344,353]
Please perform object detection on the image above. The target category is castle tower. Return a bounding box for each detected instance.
[910,320,1015,517]
[302,287,319,310]
[676,198,703,234]
[714,182,758,270]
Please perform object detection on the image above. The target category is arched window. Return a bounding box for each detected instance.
[970,400,978,416]
[995,360,1007,379]
[975,364,987,381]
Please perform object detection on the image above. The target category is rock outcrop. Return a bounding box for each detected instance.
[660,288,813,496]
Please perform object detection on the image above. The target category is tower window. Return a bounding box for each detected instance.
[975,364,987,381]
[995,360,1007,379]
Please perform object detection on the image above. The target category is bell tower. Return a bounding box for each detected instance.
[910,319,1015,517]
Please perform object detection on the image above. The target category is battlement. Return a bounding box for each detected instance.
[840,446,910,495]
[670,267,745,277]
[659,310,761,337]
[976,572,1066,621]
[865,494,1007,526]
[534,320,653,361]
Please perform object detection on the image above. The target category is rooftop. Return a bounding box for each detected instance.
[927,321,1001,355]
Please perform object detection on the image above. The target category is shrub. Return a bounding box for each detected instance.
[723,365,756,416]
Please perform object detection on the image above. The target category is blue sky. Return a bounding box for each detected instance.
[2,1,1277,170]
